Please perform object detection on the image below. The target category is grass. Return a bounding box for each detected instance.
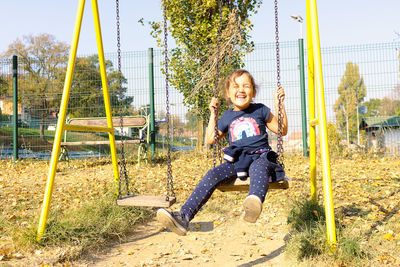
[287,199,325,232]
[14,191,150,262]
[286,199,367,265]
[0,126,53,137]
[0,156,157,263]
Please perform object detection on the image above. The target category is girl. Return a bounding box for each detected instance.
[157,69,288,235]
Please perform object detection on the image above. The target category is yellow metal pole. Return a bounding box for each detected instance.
[91,0,120,192]
[306,0,317,204]
[308,0,337,246]
[37,0,86,240]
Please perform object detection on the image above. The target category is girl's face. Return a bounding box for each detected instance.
[226,73,256,111]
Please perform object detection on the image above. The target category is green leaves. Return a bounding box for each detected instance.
[65,55,133,118]
[333,62,366,143]
[150,0,262,123]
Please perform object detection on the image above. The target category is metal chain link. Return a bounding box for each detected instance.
[163,0,175,200]
[116,0,131,197]
[213,0,223,167]
[217,0,223,165]
[274,0,284,169]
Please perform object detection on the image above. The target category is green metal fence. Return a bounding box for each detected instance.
[1,41,399,159]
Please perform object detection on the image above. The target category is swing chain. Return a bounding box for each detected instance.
[213,0,223,167]
[274,0,284,169]
[163,0,175,200]
[115,0,130,197]
[217,0,223,165]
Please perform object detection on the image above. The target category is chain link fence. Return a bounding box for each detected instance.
[1,41,399,159]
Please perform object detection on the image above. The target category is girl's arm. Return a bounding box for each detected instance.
[206,97,225,144]
[266,86,288,136]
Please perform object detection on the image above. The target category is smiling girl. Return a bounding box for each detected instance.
[157,69,288,236]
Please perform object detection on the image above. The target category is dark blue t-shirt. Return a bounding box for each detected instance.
[217,103,271,149]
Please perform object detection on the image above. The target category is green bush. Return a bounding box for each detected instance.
[327,122,343,157]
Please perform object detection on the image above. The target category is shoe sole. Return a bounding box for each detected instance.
[243,196,262,223]
[156,209,187,236]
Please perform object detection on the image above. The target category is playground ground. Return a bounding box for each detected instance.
[0,152,399,266]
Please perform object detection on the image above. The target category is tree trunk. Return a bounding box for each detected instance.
[40,116,46,141]
[196,118,204,152]
[202,122,209,152]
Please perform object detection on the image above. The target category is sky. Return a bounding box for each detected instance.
[1,0,399,55]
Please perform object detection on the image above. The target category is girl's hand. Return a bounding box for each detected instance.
[209,97,219,113]
[274,86,285,107]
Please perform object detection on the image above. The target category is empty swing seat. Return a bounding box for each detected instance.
[116,195,176,208]
[217,178,289,192]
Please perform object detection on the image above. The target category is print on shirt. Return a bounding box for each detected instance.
[230,117,261,142]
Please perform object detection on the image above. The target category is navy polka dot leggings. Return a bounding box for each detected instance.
[181,152,271,221]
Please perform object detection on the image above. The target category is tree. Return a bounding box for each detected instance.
[1,34,69,140]
[379,97,400,116]
[361,94,400,118]
[184,111,198,132]
[149,0,262,148]
[1,34,133,140]
[66,55,133,118]
[376,79,400,116]
[333,62,366,144]
[0,74,8,97]
[327,122,343,157]
[361,98,381,117]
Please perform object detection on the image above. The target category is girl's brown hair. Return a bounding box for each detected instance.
[222,69,258,100]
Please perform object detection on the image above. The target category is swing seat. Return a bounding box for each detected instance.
[116,195,176,208]
[217,178,289,192]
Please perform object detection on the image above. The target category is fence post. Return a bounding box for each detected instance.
[12,55,18,162]
[299,38,309,157]
[148,48,156,159]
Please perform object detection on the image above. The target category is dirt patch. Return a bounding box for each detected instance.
[79,194,291,267]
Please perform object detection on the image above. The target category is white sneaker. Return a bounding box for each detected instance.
[243,195,262,223]
[156,208,188,236]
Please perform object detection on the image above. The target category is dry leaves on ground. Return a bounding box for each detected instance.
[0,152,399,266]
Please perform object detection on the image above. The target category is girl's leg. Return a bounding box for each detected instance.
[180,162,236,221]
[248,153,270,203]
[243,153,270,223]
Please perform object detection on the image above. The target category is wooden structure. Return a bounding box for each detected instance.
[116,195,176,207]
[60,116,149,165]
[217,179,289,192]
